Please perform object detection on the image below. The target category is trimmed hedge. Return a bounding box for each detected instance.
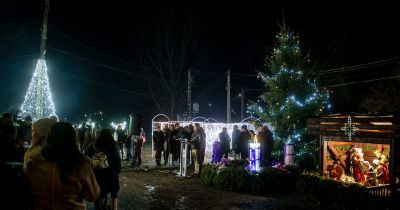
[201,164,298,194]
[295,172,393,210]
[201,165,394,209]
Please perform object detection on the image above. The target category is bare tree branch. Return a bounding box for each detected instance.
[130,5,206,119]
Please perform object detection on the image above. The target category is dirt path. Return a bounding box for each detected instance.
[114,168,304,210]
[87,145,307,210]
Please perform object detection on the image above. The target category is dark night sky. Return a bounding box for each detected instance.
[1,1,400,124]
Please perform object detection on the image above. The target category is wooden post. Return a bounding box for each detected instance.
[390,138,395,198]
[320,136,324,174]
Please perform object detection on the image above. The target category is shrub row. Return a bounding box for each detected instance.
[296,172,394,210]
[200,164,299,194]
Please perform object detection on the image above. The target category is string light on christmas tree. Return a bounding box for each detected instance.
[20,0,56,121]
[248,23,330,149]
[20,59,56,121]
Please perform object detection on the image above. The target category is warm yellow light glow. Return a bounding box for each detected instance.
[370,122,393,125]
[321,122,339,125]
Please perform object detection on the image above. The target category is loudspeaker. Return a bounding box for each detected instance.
[129,114,143,136]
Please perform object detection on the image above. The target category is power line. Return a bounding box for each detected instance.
[52,28,145,69]
[0,54,36,60]
[327,75,400,88]
[319,57,400,74]
[49,47,158,80]
[230,72,258,77]
[67,74,148,96]
[241,88,264,91]
[56,71,163,98]
[320,71,378,85]
[59,72,158,113]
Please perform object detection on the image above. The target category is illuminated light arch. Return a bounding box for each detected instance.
[152,114,170,122]
[207,118,218,123]
[191,116,208,123]
[151,114,170,156]
[240,117,262,124]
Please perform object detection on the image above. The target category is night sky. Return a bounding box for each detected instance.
[1,1,400,125]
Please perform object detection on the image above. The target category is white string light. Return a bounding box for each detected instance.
[110,121,128,130]
[20,59,56,121]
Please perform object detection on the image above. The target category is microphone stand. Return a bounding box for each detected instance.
[177,137,189,178]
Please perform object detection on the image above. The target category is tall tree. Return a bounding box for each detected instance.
[249,25,329,150]
[359,81,400,114]
[132,5,205,119]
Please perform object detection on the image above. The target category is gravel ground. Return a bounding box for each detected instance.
[86,144,309,210]
[86,166,309,210]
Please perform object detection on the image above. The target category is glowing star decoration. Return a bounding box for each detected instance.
[110,121,128,130]
[20,59,56,121]
[340,115,359,141]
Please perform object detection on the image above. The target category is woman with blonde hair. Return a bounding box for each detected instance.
[25,122,100,209]
[23,118,54,171]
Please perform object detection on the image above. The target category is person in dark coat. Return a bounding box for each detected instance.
[219,127,231,159]
[199,126,206,164]
[153,125,164,166]
[189,123,203,176]
[231,125,241,157]
[77,123,87,151]
[239,125,251,159]
[182,125,194,165]
[1,112,13,121]
[1,119,24,162]
[94,129,121,210]
[115,125,127,159]
[170,124,180,165]
[17,115,32,146]
[162,124,171,165]
[125,134,133,161]
[1,117,31,210]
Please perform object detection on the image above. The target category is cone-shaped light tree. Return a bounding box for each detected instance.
[20,0,56,120]
[20,59,56,120]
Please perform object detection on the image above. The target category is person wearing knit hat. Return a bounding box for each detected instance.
[23,118,55,171]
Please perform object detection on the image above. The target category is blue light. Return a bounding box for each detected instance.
[248,143,261,173]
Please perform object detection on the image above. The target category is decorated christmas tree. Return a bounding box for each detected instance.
[249,25,329,153]
[20,0,56,121]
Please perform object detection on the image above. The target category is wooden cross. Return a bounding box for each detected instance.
[340,115,359,141]
[327,143,354,170]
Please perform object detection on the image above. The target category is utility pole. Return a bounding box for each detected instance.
[226,70,231,123]
[36,0,50,119]
[40,0,50,59]
[187,69,192,121]
[240,88,245,121]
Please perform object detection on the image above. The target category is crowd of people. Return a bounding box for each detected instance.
[0,113,121,210]
[152,122,206,176]
[152,122,274,177]
[1,110,274,209]
[215,124,274,168]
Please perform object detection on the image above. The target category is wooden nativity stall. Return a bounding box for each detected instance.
[307,114,400,198]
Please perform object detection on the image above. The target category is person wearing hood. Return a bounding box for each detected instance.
[23,118,54,171]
